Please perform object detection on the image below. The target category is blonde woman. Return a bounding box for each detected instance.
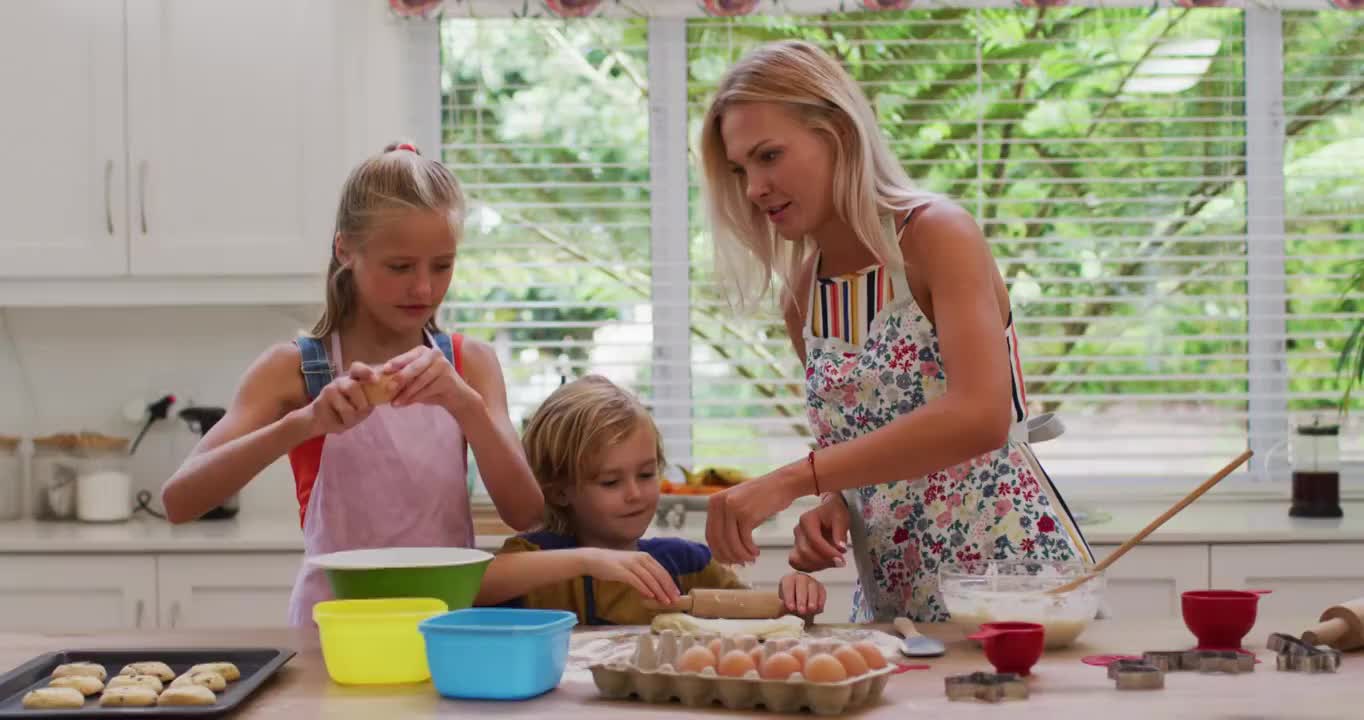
[700,41,1092,622]
[160,142,542,626]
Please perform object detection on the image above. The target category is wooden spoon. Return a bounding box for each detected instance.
[1046,449,1253,595]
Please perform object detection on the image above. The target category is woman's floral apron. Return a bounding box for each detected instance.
[804,215,1093,622]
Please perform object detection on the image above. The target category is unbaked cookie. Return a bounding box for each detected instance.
[171,670,226,692]
[106,674,164,693]
[22,687,85,709]
[49,674,104,696]
[99,686,158,707]
[189,662,241,682]
[120,661,175,683]
[158,685,217,706]
[51,662,107,681]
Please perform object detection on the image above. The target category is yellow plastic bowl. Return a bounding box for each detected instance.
[313,597,448,685]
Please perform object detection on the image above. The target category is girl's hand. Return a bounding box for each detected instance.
[302,362,377,436]
[788,492,851,573]
[382,346,483,417]
[779,572,827,616]
[579,548,682,605]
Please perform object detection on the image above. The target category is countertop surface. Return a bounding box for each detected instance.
[0,618,1358,718]
[0,499,1362,553]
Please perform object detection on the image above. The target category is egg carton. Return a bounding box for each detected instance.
[587,630,894,715]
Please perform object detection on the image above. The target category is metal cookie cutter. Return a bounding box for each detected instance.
[944,672,1028,703]
[1140,651,1190,673]
[1193,650,1255,674]
[1267,632,1341,673]
[1108,660,1165,690]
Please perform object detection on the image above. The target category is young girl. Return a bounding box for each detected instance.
[160,141,543,626]
[476,375,826,625]
[698,41,1093,622]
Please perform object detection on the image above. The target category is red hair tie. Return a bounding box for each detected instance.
[394,143,417,153]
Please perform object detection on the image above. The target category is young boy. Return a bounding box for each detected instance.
[474,375,826,625]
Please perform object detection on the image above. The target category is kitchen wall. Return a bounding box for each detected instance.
[0,306,321,521]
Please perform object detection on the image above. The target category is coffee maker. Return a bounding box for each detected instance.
[178,406,237,520]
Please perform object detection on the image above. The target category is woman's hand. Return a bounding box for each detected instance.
[381,346,483,418]
[788,492,851,573]
[705,465,811,565]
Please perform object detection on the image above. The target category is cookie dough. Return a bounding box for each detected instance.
[106,674,164,693]
[189,662,241,682]
[49,674,104,696]
[120,661,176,683]
[171,670,227,691]
[650,613,805,639]
[99,686,158,707]
[22,687,85,709]
[158,685,217,706]
[51,662,107,681]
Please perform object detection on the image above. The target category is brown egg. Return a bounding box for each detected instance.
[760,652,802,680]
[803,653,849,683]
[717,649,757,678]
[832,645,870,677]
[851,640,888,670]
[788,644,809,669]
[707,638,724,658]
[749,647,765,668]
[677,646,717,674]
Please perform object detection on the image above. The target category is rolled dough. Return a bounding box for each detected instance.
[650,613,804,639]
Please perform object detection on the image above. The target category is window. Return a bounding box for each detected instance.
[440,7,1362,496]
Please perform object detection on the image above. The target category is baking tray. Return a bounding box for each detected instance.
[0,647,295,718]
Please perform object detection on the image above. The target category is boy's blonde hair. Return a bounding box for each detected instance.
[699,39,939,314]
[522,375,666,535]
[311,140,466,338]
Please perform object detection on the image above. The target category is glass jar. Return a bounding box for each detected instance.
[75,436,132,523]
[0,436,20,521]
[30,434,81,521]
[1289,417,1342,519]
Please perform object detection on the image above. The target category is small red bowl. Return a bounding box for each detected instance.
[968,621,1045,676]
[1181,589,1271,650]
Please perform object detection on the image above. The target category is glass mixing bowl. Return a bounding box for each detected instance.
[939,558,1105,649]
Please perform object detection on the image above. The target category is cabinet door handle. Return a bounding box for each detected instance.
[138,161,149,234]
[170,601,181,629]
[134,599,144,629]
[104,160,114,235]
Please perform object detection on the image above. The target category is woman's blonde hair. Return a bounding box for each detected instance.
[522,375,666,535]
[310,140,466,338]
[699,39,939,314]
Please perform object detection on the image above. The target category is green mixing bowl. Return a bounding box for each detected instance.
[309,547,493,610]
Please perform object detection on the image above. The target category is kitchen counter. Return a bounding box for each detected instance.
[0,618,1358,718]
[1,499,1362,553]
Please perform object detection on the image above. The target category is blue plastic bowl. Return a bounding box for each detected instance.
[419,608,578,700]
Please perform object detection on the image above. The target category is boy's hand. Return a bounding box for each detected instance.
[779,572,826,617]
[579,548,682,605]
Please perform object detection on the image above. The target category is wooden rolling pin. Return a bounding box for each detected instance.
[1301,597,1364,651]
[647,589,785,619]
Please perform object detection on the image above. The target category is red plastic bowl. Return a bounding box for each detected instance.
[968,621,1045,676]
[1181,589,1271,650]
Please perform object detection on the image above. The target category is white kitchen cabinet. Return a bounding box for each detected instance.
[156,553,302,629]
[0,1,129,277]
[1210,543,1364,620]
[124,0,346,277]
[0,555,156,632]
[1090,544,1210,620]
